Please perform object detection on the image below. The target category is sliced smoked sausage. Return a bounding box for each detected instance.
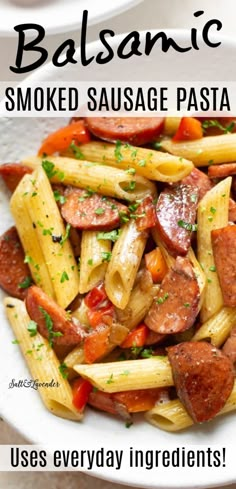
[144,256,200,334]
[211,225,236,307]
[181,167,213,201]
[155,184,199,257]
[0,226,31,299]
[0,163,32,192]
[26,285,85,347]
[85,117,164,146]
[61,187,128,230]
[167,341,234,423]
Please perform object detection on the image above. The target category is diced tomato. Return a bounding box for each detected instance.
[135,196,157,232]
[88,388,164,414]
[84,324,111,364]
[113,388,163,412]
[87,303,115,328]
[84,282,107,309]
[38,121,91,156]
[121,324,149,349]
[173,117,203,142]
[145,247,168,283]
[72,378,93,411]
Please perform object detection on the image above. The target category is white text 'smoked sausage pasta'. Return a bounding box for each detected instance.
[1,115,236,430]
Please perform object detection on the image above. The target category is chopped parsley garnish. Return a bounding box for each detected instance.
[202,120,235,134]
[138,159,146,167]
[53,190,67,205]
[58,362,68,379]
[42,160,57,179]
[125,168,136,175]
[42,227,54,236]
[27,320,38,337]
[119,211,129,224]
[106,373,114,384]
[190,194,198,203]
[12,339,20,345]
[39,307,63,347]
[184,302,190,308]
[152,141,162,150]
[209,265,216,272]
[125,420,133,428]
[95,207,105,215]
[101,251,112,262]
[114,140,124,163]
[60,271,69,283]
[177,220,198,232]
[87,259,93,266]
[24,254,33,264]
[70,142,85,160]
[128,181,136,191]
[141,348,154,358]
[18,276,32,289]
[156,293,169,304]
[210,206,217,214]
[128,202,140,212]
[120,370,130,376]
[97,229,121,242]
[60,223,71,246]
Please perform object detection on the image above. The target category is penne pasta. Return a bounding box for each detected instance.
[4,297,82,421]
[105,220,148,309]
[116,282,159,330]
[197,177,231,322]
[64,141,193,183]
[10,174,55,299]
[163,117,181,136]
[79,231,111,293]
[74,357,173,393]
[192,306,236,347]
[22,156,157,202]
[23,167,80,309]
[145,380,236,432]
[161,134,236,166]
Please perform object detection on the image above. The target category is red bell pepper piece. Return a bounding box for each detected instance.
[173,117,203,142]
[72,378,93,411]
[38,120,91,156]
[121,324,149,349]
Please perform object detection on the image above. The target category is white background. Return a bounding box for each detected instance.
[0,0,236,488]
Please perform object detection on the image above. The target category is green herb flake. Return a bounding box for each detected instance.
[209,265,216,272]
[12,339,20,345]
[42,160,57,179]
[141,348,154,359]
[18,276,32,289]
[120,370,130,376]
[156,293,169,304]
[70,142,85,160]
[60,271,69,283]
[58,362,68,379]
[53,190,67,205]
[138,159,146,167]
[95,207,105,215]
[210,206,217,214]
[184,302,190,308]
[177,220,198,232]
[114,140,124,163]
[97,229,121,242]
[87,259,93,266]
[27,320,38,337]
[190,194,198,203]
[125,420,133,428]
[101,252,112,262]
[119,211,129,224]
[106,373,114,385]
[125,168,136,175]
[60,224,71,246]
[39,307,63,347]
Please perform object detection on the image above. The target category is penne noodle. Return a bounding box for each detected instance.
[163,117,181,136]
[4,297,82,421]
[10,174,55,299]
[161,134,236,166]
[192,306,236,347]
[22,156,156,202]
[105,220,148,309]
[79,231,111,293]
[116,282,159,330]
[145,380,236,432]
[23,167,80,309]
[197,177,231,322]
[64,141,194,183]
[73,357,173,393]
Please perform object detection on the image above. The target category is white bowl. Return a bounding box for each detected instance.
[0,0,142,36]
[0,31,236,488]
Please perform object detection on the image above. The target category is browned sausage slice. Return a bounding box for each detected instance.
[223,326,236,365]
[229,199,236,222]
[167,341,234,423]
[26,285,85,347]
[181,167,213,200]
[0,163,32,192]
[211,225,236,307]
[155,185,199,257]
[61,187,128,230]
[85,117,164,146]
[0,226,31,299]
[144,256,200,334]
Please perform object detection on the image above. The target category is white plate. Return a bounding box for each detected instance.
[0,0,142,36]
[0,31,236,488]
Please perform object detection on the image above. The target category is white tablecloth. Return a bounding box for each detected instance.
[0,1,236,487]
